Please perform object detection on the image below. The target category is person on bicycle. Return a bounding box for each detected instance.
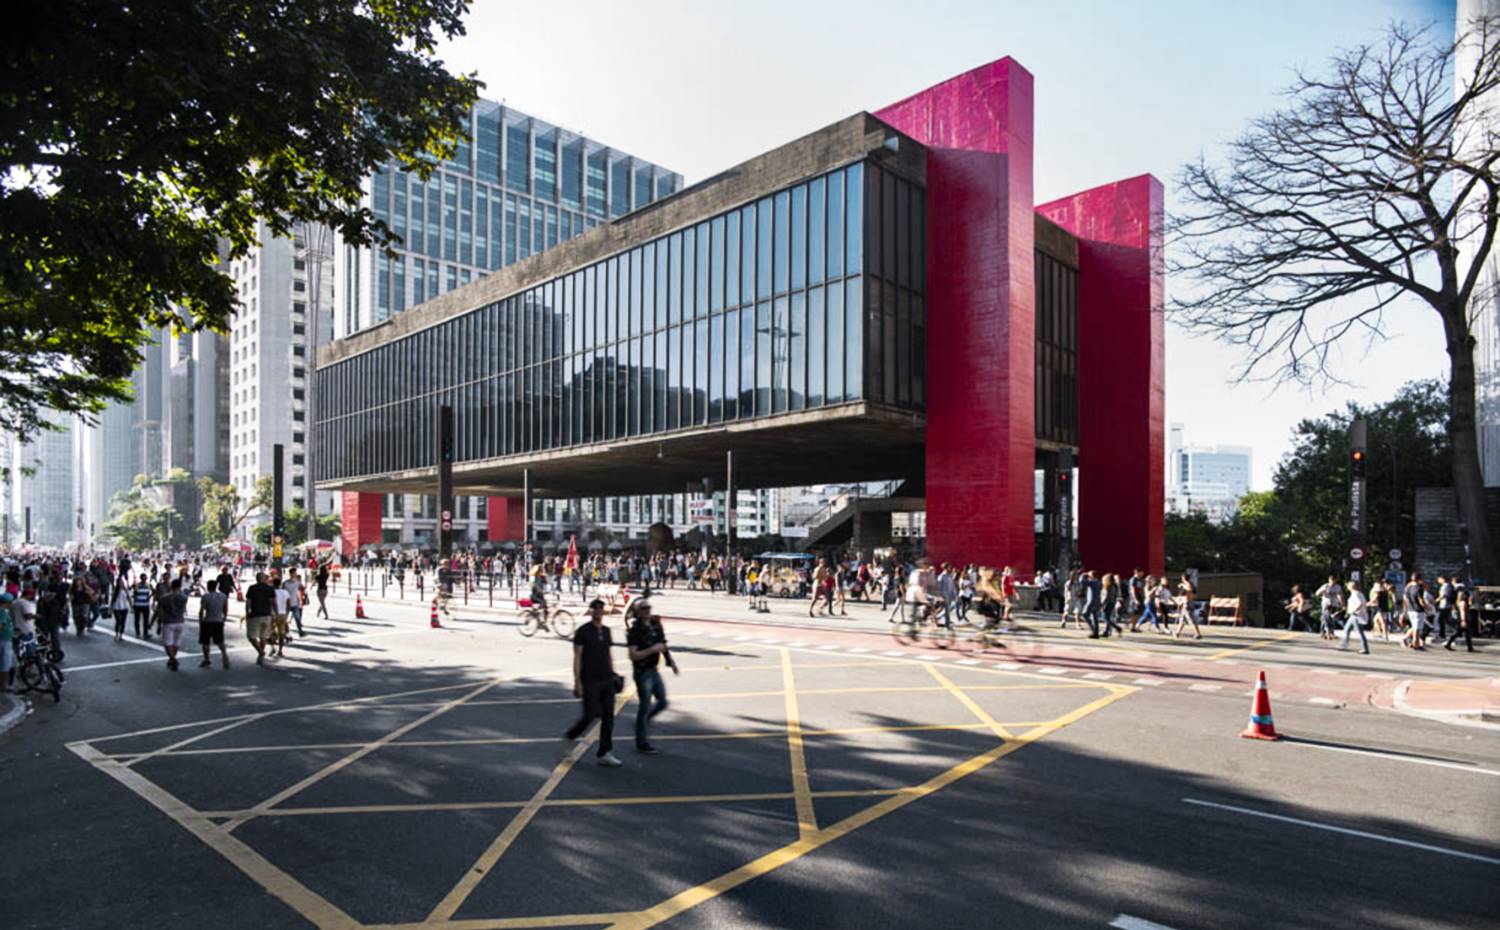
[974,567,1006,641]
[528,563,550,618]
[904,559,943,622]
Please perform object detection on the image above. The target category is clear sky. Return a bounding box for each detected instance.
[437,0,1456,488]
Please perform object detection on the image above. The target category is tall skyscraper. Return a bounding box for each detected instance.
[15,416,78,547]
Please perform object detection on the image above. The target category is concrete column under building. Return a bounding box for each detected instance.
[341,491,382,556]
[487,495,526,543]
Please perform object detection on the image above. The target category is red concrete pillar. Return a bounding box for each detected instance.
[1036,175,1165,576]
[340,491,383,557]
[876,58,1037,573]
[487,495,525,543]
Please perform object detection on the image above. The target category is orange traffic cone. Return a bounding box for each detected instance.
[354,594,366,619]
[430,598,442,629]
[1241,670,1282,741]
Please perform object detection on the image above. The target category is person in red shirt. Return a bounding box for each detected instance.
[1001,566,1018,626]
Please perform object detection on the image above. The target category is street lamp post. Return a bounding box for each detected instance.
[301,221,331,547]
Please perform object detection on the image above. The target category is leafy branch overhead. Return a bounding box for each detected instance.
[0,0,479,440]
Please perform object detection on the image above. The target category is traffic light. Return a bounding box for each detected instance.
[1350,447,1365,477]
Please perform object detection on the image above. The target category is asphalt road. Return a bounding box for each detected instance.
[4,593,1497,930]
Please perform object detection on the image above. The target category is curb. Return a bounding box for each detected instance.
[0,692,30,737]
[1391,680,1500,732]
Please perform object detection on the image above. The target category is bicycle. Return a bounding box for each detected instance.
[16,633,64,703]
[518,599,576,639]
[892,599,955,649]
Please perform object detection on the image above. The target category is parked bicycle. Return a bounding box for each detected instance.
[16,631,64,703]
[517,597,576,639]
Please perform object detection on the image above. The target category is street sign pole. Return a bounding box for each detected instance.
[1349,418,1367,580]
[272,443,285,568]
[437,404,454,601]
[726,449,736,596]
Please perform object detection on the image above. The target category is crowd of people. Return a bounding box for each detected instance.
[1288,571,1478,654]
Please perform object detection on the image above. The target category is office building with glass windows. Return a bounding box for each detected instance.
[317,58,1166,574]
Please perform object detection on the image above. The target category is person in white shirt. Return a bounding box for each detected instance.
[1337,580,1370,655]
[271,582,293,657]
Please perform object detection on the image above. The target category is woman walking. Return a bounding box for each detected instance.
[315,562,331,620]
[110,578,130,643]
[1100,573,1123,637]
[1172,574,1203,640]
[1369,580,1393,641]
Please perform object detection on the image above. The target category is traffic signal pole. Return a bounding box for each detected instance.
[1349,417,1367,581]
[437,404,454,604]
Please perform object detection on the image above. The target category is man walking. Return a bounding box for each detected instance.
[626,600,679,754]
[1402,572,1426,650]
[243,572,277,666]
[156,578,190,670]
[565,599,623,767]
[284,568,306,638]
[198,578,231,668]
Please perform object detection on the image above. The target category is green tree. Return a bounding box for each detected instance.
[197,475,274,543]
[1,0,477,441]
[1171,18,1500,579]
[101,473,188,549]
[253,506,341,549]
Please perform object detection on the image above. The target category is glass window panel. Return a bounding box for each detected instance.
[709,216,725,313]
[792,184,807,291]
[827,281,844,402]
[772,296,788,413]
[460,178,473,265]
[641,242,655,333]
[808,286,825,407]
[409,176,425,254]
[756,198,772,299]
[846,276,863,399]
[654,329,667,428]
[640,334,653,434]
[882,169,896,283]
[847,162,864,274]
[694,318,708,424]
[443,174,457,261]
[680,226,695,322]
[611,159,631,217]
[741,205,756,305]
[634,165,653,209]
[474,185,488,269]
[587,149,607,216]
[655,239,668,330]
[534,130,557,203]
[913,294,926,409]
[739,307,755,419]
[724,307,739,421]
[695,222,709,316]
[885,282,899,404]
[477,111,501,184]
[709,312,724,423]
[726,210,741,308]
[755,300,771,416]
[668,322,682,430]
[897,179,911,289]
[630,247,643,337]
[505,121,530,193]
[789,291,808,411]
[773,191,790,294]
[828,170,845,278]
[669,233,683,324]
[546,206,557,249]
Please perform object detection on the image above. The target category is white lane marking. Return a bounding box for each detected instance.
[1284,739,1500,778]
[758,639,782,645]
[1308,697,1339,706]
[1182,798,1500,865]
[1133,677,1166,686]
[993,662,1024,670]
[732,636,752,642]
[847,648,870,654]
[1111,915,1184,930]
[1083,672,1115,681]
[786,642,809,648]
[1037,667,1068,676]
[919,655,940,662]
[818,644,841,651]
[956,659,980,666]
[883,650,906,657]
[1365,673,1397,679]
[1188,683,1222,692]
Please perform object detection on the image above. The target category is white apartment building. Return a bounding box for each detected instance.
[1166,423,1252,521]
[226,220,336,533]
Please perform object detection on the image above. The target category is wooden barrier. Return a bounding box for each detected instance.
[1205,595,1244,626]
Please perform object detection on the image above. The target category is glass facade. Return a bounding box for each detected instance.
[1034,249,1079,447]
[343,99,682,338]
[317,161,926,483]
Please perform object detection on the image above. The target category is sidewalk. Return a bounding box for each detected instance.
[1390,676,1500,729]
[0,692,29,737]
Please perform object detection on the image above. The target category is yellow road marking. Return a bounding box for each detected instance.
[221,677,504,833]
[69,743,362,930]
[122,714,270,768]
[199,788,907,820]
[369,913,635,929]
[606,686,1136,930]
[428,692,631,923]
[924,664,1013,740]
[780,649,817,839]
[1206,631,1299,661]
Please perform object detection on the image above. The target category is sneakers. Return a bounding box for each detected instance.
[167,657,179,671]
[199,658,211,668]
[596,752,623,767]
[221,657,231,669]
[636,743,659,755]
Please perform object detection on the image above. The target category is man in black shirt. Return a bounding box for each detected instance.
[626,600,678,754]
[243,572,277,666]
[565,599,622,767]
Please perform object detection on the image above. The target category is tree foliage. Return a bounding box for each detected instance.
[253,506,341,549]
[197,475,274,544]
[1165,380,1451,607]
[100,473,191,549]
[1170,18,1500,578]
[1,0,478,439]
